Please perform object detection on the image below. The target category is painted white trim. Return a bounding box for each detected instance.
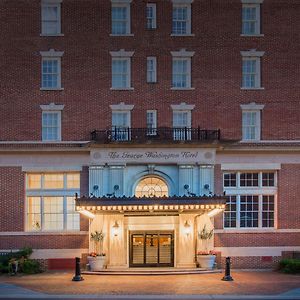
[221,163,281,170]
[172,0,193,3]
[31,248,89,259]
[109,102,134,111]
[171,48,195,57]
[22,166,83,172]
[41,0,63,3]
[240,102,265,110]
[215,229,300,234]
[42,111,62,142]
[111,0,132,3]
[241,49,265,57]
[147,56,157,83]
[240,34,264,37]
[171,102,195,111]
[40,103,65,111]
[215,246,300,257]
[0,231,87,236]
[110,49,134,57]
[146,3,157,29]
[241,0,263,3]
[0,141,89,144]
[40,49,64,57]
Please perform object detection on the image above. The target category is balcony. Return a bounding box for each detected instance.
[90,127,220,143]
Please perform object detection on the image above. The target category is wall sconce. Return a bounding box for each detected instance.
[184,220,191,236]
[112,221,120,237]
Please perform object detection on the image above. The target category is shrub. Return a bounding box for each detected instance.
[0,262,9,273]
[22,260,41,274]
[279,258,300,274]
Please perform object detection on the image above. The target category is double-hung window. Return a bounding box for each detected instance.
[146,110,157,135]
[146,3,157,29]
[41,0,62,36]
[147,57,157,83]
[172,1,192,35]
[26,173,80,232]
[241,50,264,89]
[171,49,194,89]
[240,103,264,141]
[223,171,277,229]
[111,0,131,35]
[241,0,263,35]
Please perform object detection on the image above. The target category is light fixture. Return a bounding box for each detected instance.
[112,221,120,236]
[78,209,95,219]
[184,220,191,236]
[207,208,224,217]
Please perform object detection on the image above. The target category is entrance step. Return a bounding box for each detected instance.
[82,268,222,275]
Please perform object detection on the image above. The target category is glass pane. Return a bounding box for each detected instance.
[43,197,64,230]
[27,174,41,189]
[135,177,168,198]
[66,173,80,189]
[27,197,41,231]
[44,174,64,189]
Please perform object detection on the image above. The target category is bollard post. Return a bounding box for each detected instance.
[72,257,84,281]
[222,256,233,281]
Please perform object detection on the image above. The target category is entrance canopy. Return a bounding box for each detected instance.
[75,194,227,215]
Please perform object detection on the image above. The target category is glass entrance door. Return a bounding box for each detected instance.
[130,231,174,267]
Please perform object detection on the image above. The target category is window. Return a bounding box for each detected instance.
[111,0,131,35]
[147,57,157,83]
[172,1,192,35]
[146,3,156,29]
[223,170,276,229]
[241,103,264,141]
[26,173,80,232]
[110,102,134,141]
[135,177,168,198]
[241,0,263,35]
[110,49,134,89]
[41,0,62,35]
[147,110,157,135]
[42,112,61,141]
[40,103,64,142]
[241,50,264,89]
[171,49,194,89]
[40,49,64,90]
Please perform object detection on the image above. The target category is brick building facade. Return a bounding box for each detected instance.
[0,0,299,270]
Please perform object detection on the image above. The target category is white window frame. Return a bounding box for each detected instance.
[40,103,64,142]
[146,3,157,29]
[25,172,80,232]
[240,102,264,141]
[41,0,63,36]
[147,57,157,83]
[171,0,193,36]
[40,49,64,90]
[111,0,132,36]
[110,49,134,90]
[171,49,195,90]
[223,170,277,230]
[241,0,263,36]
[146,110,157,135]
[241,49,264,90]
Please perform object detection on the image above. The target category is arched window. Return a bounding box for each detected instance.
[135,177,168,198]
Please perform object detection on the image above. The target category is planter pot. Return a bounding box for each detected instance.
[87,256,106,271]
[197,255,216,270]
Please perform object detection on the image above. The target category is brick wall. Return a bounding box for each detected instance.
[0,0,299,141]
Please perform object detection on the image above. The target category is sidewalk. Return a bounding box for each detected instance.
[0,271,299,299]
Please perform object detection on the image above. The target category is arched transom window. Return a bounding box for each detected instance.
[135,177,168,198]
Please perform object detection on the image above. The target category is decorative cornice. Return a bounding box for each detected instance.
[40,103,65,111]
[110,49,134,57]
[240,102,265,110]
[172,0,193,4]
[110,102,134,111]
[41,0,63,4]
[40,48,64,57]
[241,0,263,4]
[111,0,132,3]
[171,102,195,111]
[171,48,195,57]
[240,49,265,57]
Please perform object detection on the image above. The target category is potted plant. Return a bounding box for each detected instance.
[88,230,106,271]
[197,225,216,269]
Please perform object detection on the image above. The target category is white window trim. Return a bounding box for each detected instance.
[41,0,63,36]
[241,2,263,36]
[171,0,194,36]
[171,103,195,127]
[147,56,157,83]
[146,110,157,135]
[241,102,264,141]
[171,49,195,90]
[109,102,134,111]
[146,3,157,29]
[110,0,133,36]
[41,111,62,142]
[241,50,264,90]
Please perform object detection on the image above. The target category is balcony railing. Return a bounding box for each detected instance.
[91,127,220,143]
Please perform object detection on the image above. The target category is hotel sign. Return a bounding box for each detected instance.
[91,148,215,164]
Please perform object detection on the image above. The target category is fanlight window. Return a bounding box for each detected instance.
[135,177,168,198]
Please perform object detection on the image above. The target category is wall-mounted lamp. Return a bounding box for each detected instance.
[112,221,120,237]
[184,220,191,236]
[184,184,196,197]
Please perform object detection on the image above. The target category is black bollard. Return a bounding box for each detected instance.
[222,257,233,281]
[72,257,84,281]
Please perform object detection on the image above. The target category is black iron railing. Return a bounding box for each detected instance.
[91,127,220,143]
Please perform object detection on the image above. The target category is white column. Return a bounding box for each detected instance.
[199,165,214,195]
[89,166,104,197]
[178,165,194,196]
